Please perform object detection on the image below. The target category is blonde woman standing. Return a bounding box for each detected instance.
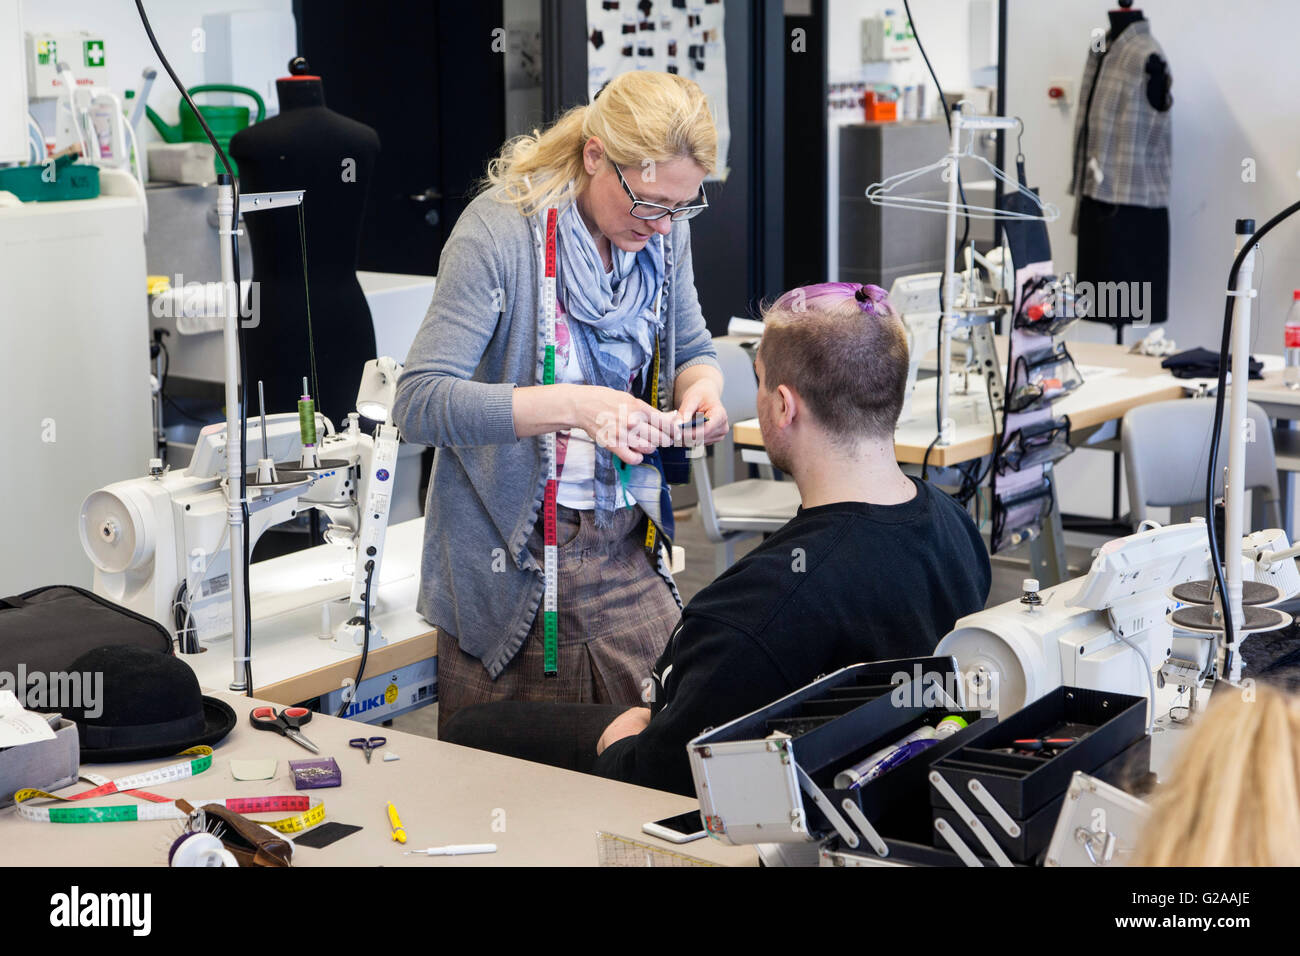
[393,72,728,734]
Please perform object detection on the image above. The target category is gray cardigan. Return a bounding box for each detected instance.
[393,190,720,678]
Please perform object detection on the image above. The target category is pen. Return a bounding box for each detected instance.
[386,801,406,844]
[404,843,498,856]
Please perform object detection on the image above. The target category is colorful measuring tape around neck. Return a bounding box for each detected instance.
[541,207,560,677]
[539,207,671,675]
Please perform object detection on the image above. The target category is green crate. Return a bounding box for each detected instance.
[0,157,101,202]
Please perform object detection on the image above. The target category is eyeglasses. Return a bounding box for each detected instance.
[608,158,708,221]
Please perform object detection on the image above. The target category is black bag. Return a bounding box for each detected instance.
[0,586,172,681]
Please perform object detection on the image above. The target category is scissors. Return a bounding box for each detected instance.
[249,706,320,754]
[1008,736,1077,757]
[350,735,386,763]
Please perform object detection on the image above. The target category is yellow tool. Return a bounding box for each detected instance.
[386,801,406,844]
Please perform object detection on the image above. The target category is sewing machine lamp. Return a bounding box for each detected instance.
[355,358,400,424]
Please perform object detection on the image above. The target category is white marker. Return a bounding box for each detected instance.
[405,843,498,857]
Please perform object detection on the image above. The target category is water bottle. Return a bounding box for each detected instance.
[1286,291,1300,388]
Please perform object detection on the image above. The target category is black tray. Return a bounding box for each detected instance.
[813,709,992,835]
[931,734,1151,863]
[928,686,1146,818]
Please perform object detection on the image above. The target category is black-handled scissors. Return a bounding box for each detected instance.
[350,736,386,763]
[250,705,320,754]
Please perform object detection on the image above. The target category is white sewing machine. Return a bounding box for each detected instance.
[890,255,1011,427]
[79,358,403,652]
[936,519,1300,717]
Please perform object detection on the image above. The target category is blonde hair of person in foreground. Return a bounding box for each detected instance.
[1134,683,1300,866]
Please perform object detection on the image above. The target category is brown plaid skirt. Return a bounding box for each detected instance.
[436,505,680,733]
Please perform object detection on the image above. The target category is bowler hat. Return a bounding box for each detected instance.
[62,645,236,762]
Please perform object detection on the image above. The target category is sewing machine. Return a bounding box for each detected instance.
[890,257,1010,427]
[79,358,402,652]
[936,519,1300,717]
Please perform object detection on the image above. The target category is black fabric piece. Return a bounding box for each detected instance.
[1161,346,1262,380]
[294,822,363,848]
[1076,196,1170,326]
[1240,613,1300,694]
[1144,53,1172,111]
[596,480,991,795]
[441,702,627,773]
[0,585,172,676]
[229,77,381,428]
[998,158,1051,268]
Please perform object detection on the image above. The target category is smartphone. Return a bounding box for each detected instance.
[642,809,708,844]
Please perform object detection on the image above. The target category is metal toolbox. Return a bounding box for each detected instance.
[687,657,991,851]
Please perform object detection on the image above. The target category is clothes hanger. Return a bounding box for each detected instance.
[866,115,1060,223]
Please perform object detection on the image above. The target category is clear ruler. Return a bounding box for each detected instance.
[541,206,559,677]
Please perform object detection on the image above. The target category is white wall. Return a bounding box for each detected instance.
[1006,0,1300,519]
[826,0,997,277]
[827,0,997,93]
[22,0,293,146]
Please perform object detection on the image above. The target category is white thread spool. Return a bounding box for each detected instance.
[170,832,238,867]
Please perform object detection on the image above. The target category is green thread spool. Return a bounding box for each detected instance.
[298,376,317,446]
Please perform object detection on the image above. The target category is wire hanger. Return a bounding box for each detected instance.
[866,115,1059,222]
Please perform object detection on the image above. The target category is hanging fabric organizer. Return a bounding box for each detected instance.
[867,104,1072,554]
[989,156,1081,555]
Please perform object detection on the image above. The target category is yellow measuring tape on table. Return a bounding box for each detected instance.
[13,745,326,832]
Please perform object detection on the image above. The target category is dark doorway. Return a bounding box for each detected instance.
[294,0,507,275]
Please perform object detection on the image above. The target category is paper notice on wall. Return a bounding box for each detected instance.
[0,690,58,749]
[586,0,730,181]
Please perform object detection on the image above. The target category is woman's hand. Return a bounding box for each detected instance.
[675,377,729,445]
[574,386,681,465]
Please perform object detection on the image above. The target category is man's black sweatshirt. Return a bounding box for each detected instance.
[593,478,992,796]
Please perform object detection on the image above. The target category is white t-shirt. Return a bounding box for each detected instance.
[553,302,638,510]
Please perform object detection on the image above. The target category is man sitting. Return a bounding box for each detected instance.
[443,283,991,795]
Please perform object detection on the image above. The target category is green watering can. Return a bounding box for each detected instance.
[145,84,266,176]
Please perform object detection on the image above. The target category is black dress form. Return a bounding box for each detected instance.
[229,64,381,426]
[1076,9,1172,330]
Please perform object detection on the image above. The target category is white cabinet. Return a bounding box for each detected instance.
[0,196,151,592]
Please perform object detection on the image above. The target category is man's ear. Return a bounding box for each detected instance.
[776,383,797,429]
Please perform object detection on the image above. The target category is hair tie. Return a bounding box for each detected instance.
[854,284,877,315]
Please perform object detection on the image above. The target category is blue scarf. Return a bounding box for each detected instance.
[554,201,667,528]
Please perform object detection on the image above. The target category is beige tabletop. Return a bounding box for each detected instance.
[0,690,757,867]
[734,340,1186,466]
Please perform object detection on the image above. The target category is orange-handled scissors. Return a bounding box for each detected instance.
[250,706,320,754]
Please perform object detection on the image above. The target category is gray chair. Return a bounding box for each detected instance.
[1121,398,1281,530]
[690,340,801,574]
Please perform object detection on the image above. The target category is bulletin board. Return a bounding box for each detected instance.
[584,0,730,180]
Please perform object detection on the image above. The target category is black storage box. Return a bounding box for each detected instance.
[928,686,1147,819]
[931,734,1152,863]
